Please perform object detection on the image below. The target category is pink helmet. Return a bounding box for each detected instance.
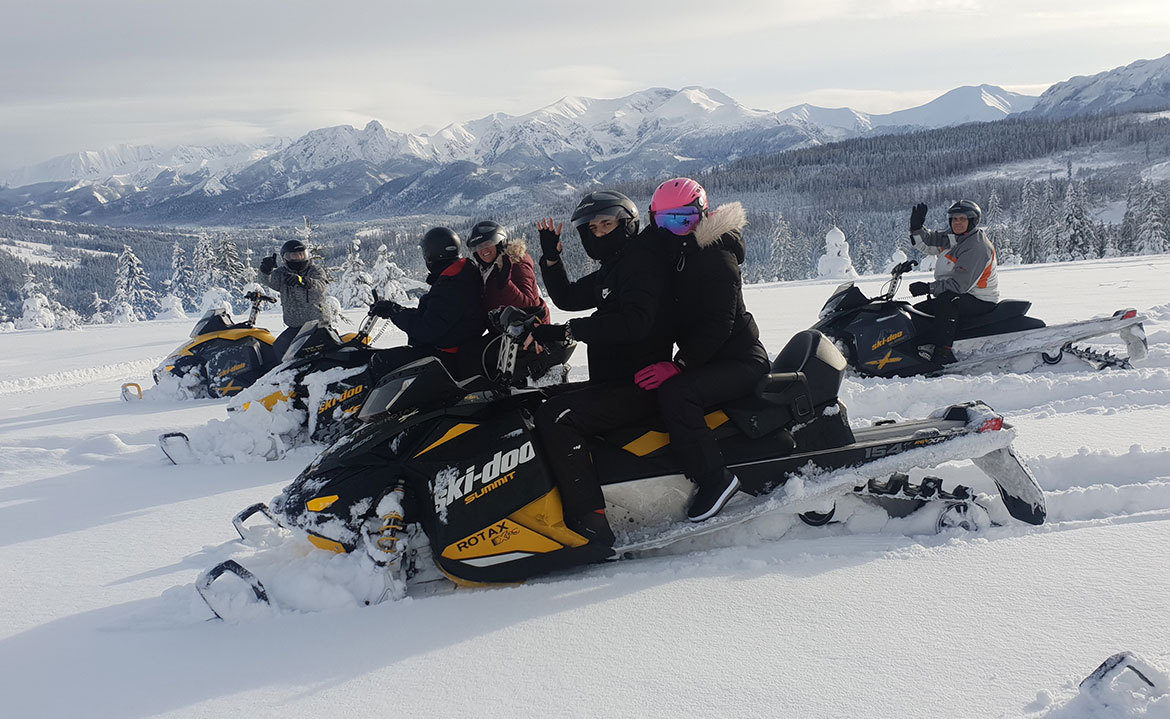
[650,177,708,215]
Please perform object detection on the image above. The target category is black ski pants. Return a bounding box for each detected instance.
[534,381,660,519]
[914,291,997,348]
[655,356,770,488]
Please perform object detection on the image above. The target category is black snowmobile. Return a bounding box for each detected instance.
[195,326,1045,618]
[159,305,575,464]
[814,261,1148,377]
[122,290,281,401]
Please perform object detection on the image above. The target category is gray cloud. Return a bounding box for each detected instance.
[2,1,1168,172]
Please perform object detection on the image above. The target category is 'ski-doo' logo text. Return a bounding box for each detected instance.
[318,385,365,415]
[218,362,247,378]
[434,441,536,512]
[871,331,904,351]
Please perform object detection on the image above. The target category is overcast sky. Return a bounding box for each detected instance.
[2,0,1168,172]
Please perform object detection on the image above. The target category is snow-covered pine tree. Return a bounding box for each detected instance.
[168,242,197,311]
[111,245,158,320]
[191,234,216,295]
[333,237,375,308]
[851,219,876,275]
[1135,181,1168,255]
[817,226,859,279]
[16,275,55,329]
[212,234,250,293]
[1061,180,1098,261]
[370,243,411,301]
[89,292,109,324]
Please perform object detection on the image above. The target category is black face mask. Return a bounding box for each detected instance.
[580,226,631,262]
[286,258,309,273]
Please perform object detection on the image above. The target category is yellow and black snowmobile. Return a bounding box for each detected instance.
[194,326,1045,618]
[123,290,280,401]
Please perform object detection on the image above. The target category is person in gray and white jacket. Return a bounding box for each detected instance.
[906,199,999,364]
[258,238,330,358]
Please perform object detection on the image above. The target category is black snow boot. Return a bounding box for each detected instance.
[567,508,615,548]
[687,469,742,522]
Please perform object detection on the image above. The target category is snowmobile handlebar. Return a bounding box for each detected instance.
[880,259,919,301]
[243,290,278,326]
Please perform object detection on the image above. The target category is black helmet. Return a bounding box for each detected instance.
[281,239,309,271]
[570,191,639,261]
[467,220,507,250]
[420,227,462,272]
[281,239,307,260]
[946,200,982,232]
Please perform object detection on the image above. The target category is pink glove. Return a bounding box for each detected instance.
[634,361,682,390]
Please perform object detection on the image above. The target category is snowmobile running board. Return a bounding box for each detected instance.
[947,308,1148,375]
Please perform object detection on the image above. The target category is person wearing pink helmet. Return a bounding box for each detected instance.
[635,177,770,521]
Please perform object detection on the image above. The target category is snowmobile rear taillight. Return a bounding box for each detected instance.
[978,417,1003,433]
[1122,310,1137,320]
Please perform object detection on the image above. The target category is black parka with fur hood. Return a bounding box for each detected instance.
[658,201,768,370]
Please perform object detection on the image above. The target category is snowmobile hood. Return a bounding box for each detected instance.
[694,202,748,263]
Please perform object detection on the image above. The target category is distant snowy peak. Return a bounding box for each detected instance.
[873,85,1038,127]
[1031,52,1170,118]
[778,85,1036,136]
[4,139,289,187]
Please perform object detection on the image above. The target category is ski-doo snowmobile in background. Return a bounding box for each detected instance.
[814,261,1148,378]
[122,290,280,401]
[194,327,1045,618]
[158,305,575,464]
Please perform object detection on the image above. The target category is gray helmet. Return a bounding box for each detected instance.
[947,200,982,231]
[467,220,507,250]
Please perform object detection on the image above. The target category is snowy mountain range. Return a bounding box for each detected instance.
[1030,52,1170,118]
[3,52,1168,225]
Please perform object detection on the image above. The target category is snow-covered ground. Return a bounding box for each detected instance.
[2,255,1169,718]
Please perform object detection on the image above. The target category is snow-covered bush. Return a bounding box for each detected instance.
[817,226,858,280]
[155,294,188,321]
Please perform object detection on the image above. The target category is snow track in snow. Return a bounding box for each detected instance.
[0,358,161,395]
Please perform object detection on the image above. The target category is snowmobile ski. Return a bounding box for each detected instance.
[158,432,195,465]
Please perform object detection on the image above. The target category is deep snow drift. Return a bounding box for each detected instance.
[1,255,1168,718]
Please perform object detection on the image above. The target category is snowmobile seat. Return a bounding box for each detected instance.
[770,330,846,407]
[956,300,1032,331]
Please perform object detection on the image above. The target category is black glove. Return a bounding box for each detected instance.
[530,322,568,346]
[910,203,928,232]
[369,299,404,318]
[908,281,931,297]
[539,227,561,260]
[259,253,277,274]
[493,256,512,288]
[283,271,304,288]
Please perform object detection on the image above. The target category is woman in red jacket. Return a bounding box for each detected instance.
[467,220,551,323]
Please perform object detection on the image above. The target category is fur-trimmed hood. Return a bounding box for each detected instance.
[694,201,748,262]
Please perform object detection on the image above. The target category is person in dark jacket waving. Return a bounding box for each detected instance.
[528,190,672,548]
[367,227,487,380]
[635,178,770,521]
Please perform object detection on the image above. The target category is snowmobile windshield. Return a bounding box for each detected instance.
[190,309,233,338]
[282,321,343,363]
[819,283,866,318]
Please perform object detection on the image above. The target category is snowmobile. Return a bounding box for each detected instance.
[158,305,576,464]
[193,327,1045,618]
[122,290,280,401]
[813,260,1148,378]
